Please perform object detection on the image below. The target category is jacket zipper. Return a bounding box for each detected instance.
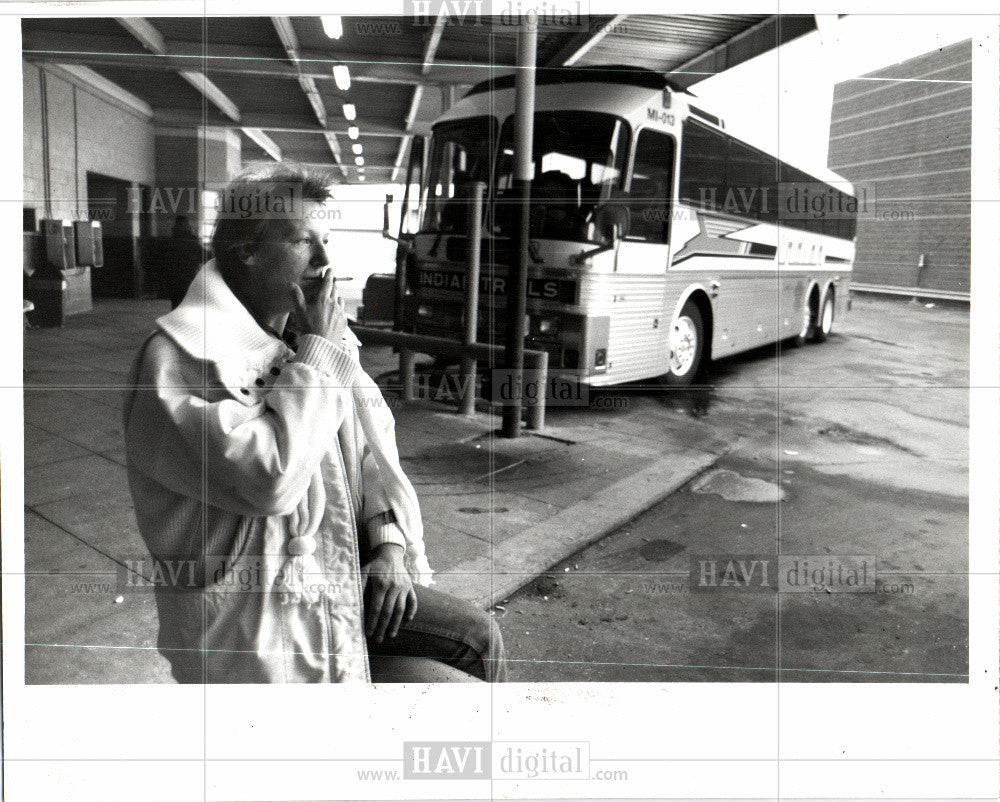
[333,428,372,682]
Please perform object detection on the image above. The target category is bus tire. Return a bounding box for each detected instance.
[663,301,705,386]
[812,290,835,343]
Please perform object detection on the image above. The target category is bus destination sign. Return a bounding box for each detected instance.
[418,269,577,304]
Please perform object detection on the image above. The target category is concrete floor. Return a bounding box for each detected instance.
[499,297,970,681]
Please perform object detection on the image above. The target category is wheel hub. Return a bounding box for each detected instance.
[669,315,697,374]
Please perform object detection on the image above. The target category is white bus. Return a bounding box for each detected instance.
[403,65,856,386]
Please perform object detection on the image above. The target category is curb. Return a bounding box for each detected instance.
[431,448,725,608]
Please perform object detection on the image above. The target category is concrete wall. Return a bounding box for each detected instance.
[23,60,156,227]
[828,40,971,293]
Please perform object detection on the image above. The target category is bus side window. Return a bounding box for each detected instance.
[629,129,676,244]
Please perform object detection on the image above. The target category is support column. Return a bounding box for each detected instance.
[500,24,537,438]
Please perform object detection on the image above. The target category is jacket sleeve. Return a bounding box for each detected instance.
[359,394,409,550]
[124,332,358,517]
[362,445,407,550]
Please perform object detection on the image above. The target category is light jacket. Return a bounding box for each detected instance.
[123,260,430,683]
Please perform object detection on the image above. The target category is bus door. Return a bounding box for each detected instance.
[617,128,675,273]
[615,129,676,372]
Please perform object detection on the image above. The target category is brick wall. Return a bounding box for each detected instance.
[22,60,156,227]
[23,63,44,217]
[828,40,971,293]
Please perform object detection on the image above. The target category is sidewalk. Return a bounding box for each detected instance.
[21,299,727,683]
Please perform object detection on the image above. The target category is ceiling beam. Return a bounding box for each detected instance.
[241,128,282,161]
[272,16,328,126]
[541,17,616,67]
[176,70,242,122]
[116,18,244,123]
[562,15,628,66]
[393,10,446,182]
[271,16,346,176]
[47,63,153,118]
[421,13,448,75]
[117,18,166,54]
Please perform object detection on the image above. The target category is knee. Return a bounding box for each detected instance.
[478,611,506,682]
[448,598,506,682]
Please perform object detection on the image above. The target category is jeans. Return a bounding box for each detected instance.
[366,584,507,683]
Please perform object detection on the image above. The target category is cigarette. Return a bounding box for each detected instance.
[330,277,354,282]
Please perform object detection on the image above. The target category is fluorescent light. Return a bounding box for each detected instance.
[332,64,351,91]
[342,103,356,121]
[347,126,359,140]
[355,156,364,166]
[359,175,366,181]
[352,143,363,155]
[321,16,343,39]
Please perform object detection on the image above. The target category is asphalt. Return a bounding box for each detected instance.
[21,298,730,683]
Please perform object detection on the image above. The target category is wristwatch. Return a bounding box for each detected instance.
[371,509,398,527]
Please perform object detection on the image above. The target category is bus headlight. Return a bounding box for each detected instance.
[537,317,559,335]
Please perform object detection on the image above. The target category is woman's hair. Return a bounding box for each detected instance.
[212,162,335,283]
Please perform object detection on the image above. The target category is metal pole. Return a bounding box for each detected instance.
[393,135,421,331]
[460,182,486,416]
[400,348,415,401]
[501,22,537,438]
[525,350,548,431]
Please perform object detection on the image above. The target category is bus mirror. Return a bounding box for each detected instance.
[574,205,629,265]
[591,204,630,245]
[383,194,393,233]
[382,194,414,253]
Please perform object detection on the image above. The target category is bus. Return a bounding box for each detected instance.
[398,65,857,386]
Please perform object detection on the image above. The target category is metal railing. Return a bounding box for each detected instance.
[350,325,550,431]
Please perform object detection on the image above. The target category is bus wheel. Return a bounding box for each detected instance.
[663,302,704,386]
[790,292,816,347]
[812,291,835,343]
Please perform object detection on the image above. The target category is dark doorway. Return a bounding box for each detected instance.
[87,172,142,298]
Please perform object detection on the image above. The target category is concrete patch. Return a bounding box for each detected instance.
[691,469,786,503]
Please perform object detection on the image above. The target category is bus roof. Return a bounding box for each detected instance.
[450,65,853,196]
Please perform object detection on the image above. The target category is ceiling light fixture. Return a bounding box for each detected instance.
[332,64,351,91]
[352,143,363,155]
[321,16,343,39]
[347,126,359,140]
[355,156,364,166]
[342,103,357,121]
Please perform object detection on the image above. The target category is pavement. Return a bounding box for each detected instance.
[20,298,733,684]
[497,297,970,682]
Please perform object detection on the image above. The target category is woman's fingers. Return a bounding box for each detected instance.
[373,587,401,644]
[386,596,407,640]
[288,283,308,323]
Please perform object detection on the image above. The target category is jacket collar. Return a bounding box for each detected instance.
[157,259,287,366]
[157,259,363,366]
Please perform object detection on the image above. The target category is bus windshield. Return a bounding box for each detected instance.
[419,116,497,234]
[419,111,629,242]
[494,111,628,242]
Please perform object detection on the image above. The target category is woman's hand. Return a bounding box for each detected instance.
[289,270,349,342]
[361,543,417,643]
